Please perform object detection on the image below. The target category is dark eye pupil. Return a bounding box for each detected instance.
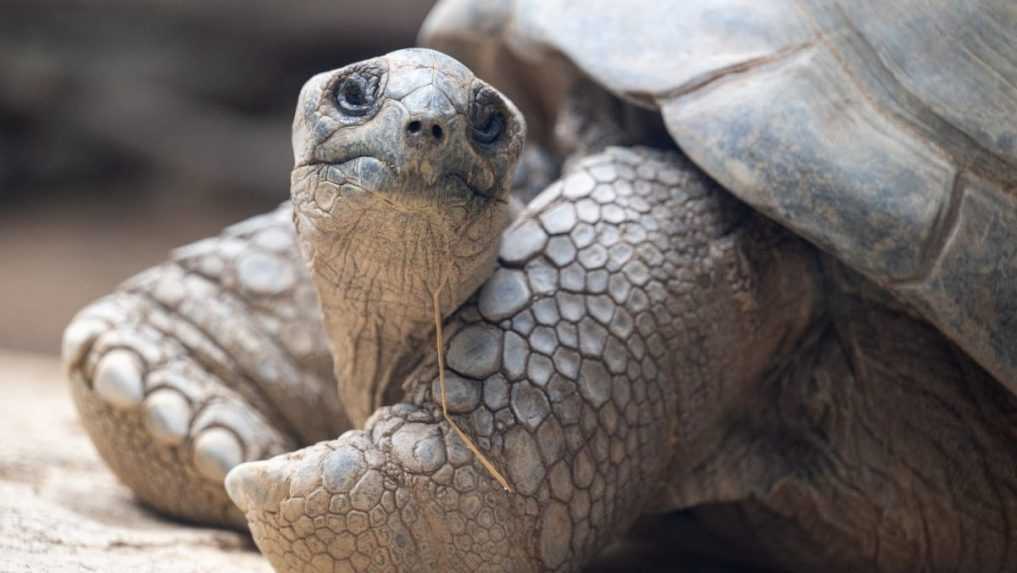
[335,74,375,116]
[473,109,504,145]
[343,82,364,106]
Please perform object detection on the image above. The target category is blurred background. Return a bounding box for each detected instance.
[0,0,436,354]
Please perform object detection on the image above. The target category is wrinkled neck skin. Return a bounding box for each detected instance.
[292,166,512,427]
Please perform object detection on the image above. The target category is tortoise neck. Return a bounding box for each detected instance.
[291,188,513,427]
[319,302,432,427]
[307,250,450,427]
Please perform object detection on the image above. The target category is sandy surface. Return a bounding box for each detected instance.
[0,351,271,573]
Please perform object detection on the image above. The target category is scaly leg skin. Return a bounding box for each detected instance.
[63,202,350,528]
[225,147,818,571]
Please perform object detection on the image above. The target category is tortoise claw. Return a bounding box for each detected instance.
[141,388,191,445]
[60,317,107,373]
[193,427,246,482]
[92,349,145,409]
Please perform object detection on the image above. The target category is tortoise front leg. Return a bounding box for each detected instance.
[225,148,820,571]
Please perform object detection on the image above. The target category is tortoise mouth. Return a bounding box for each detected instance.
[295,153,491,204]
[315,155,397,193]
[442,171,492,200]
[292,155,398,217]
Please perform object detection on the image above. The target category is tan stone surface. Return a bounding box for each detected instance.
[0,351,271,573]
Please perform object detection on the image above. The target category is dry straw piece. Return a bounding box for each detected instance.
[431,285,513,492]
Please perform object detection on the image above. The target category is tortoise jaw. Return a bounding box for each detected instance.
[296,155,396,192]
[290,155,396,217]
[322,156,395,190]
[294,155,491,209]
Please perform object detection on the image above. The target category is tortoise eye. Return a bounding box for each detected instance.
[335,71,379,117]
[470,87,507,146]
[472,109,505,145]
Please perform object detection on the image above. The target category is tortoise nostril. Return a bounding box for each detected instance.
[406,119,446,142]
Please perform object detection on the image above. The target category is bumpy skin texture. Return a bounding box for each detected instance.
[224,147,819,572]
[64,204,347,528]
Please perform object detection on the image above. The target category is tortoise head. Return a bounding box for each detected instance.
[289,48,526,426]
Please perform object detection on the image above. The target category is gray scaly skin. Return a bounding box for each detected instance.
[64,47,1017,572]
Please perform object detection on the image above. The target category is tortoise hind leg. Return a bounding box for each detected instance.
[63,203,349,528]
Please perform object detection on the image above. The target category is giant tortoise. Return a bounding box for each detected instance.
[62,0,1017,571]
